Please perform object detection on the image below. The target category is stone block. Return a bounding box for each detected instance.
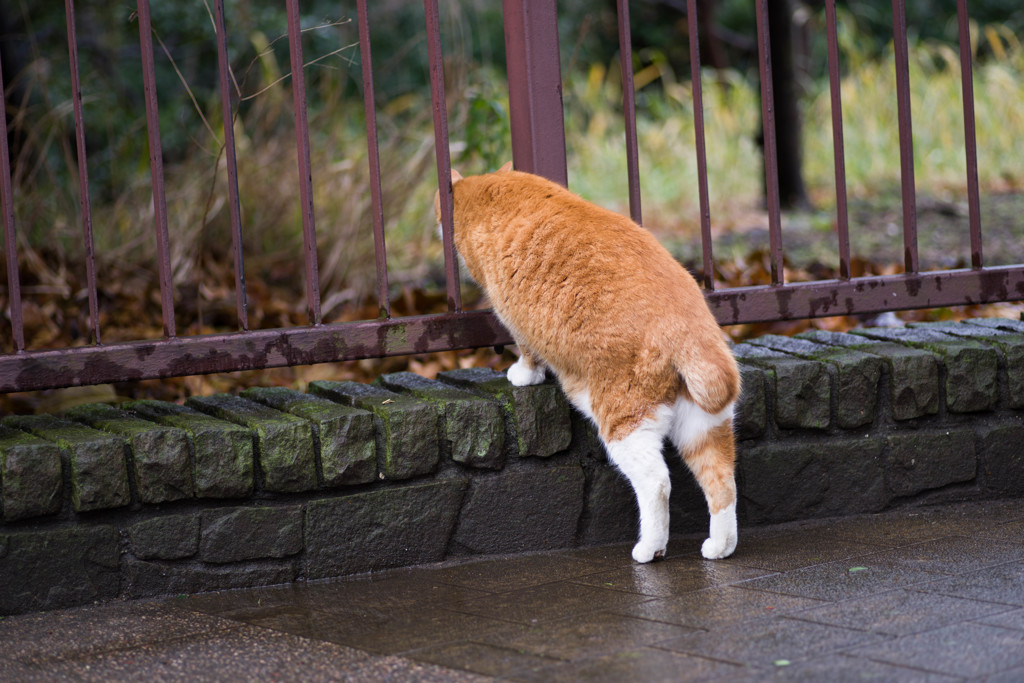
[3,415,129,513]
[964,317,1024,333]
[732,344,830,430]
[123,558,297,600]
[973,421,1024,496]
[883,429,976,498]
[304,479,467,579]
[852,327,998,413]
[127,513,200,560]
[308,380,439,480]
[376,372,505,470]
[66,403,194,503]
[739,436,887,524]
[748,334,883,429]
[735,364,767,439]
[199,506,303,564]
[126,400,254,499]
[0,424,62,521]
[452,464,585,555]
[579,465,637,545]
[0,525,120,615]
[186,395,316,493]
[797,330,939,421]
[437,368,572,458]
[909,321,1024,409]
[242,387,376,486]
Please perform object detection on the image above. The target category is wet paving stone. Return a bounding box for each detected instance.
[846,622,1024,678]
[507,647,747,683]
[790,588,1014,636]
[4,498,1024,681]
[658,616,886,668]
[615,585,827,629]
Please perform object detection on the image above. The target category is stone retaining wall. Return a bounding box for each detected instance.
[2,319,1023,615]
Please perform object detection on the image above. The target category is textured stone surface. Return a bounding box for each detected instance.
[734,364,767,439]
[377,372,505,470]
[910,321,1024,409]
[305,479,467,578]
[122,558,298,600]
[187,395,317,494]
[66,403,194,503]
[437,368,571,458]
[0,525,120,614]
[242,386,377,486]
[452,464,585,555]
[127,514,200,561]
[797,329,940,421]
[127,400,254,499]
[309,380,439,480]
[973,421,1024,496]
[739,437,888,524]
[579,465,638,545]
[884,429,976,497]
[0,424,62,521]
[748,334,883,428]
[199,506,303,564]
[3,415,129,512]
[852,327,999,413]
[732,344,830,430]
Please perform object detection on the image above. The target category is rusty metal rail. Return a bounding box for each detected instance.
[1,0,1022,394]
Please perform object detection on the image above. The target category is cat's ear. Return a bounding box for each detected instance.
[498,161,513,173]
[450,169,464,184]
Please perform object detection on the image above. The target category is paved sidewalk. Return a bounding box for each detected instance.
[2,498,1023,681]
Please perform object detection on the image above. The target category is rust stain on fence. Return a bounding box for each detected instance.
[0,0,1021,395]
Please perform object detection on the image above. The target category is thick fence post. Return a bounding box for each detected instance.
[502,0,568,186]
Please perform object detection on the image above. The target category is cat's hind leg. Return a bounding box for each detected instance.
[602,407,674,563]
[670,397,738,559]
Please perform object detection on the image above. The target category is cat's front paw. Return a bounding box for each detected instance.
[631,540,667,564]
[700,502,737,560]
[507,358,546,386]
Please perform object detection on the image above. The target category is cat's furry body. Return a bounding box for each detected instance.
[441,166,741,562]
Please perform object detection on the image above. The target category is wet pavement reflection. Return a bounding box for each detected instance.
[2,499,1023,681]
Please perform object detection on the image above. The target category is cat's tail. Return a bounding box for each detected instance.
[672,339,741,415]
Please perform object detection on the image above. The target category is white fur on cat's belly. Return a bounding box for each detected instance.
[702,502,737,559]
[507,357,546,386]
[669,396,734,451]
[605,410,673,563]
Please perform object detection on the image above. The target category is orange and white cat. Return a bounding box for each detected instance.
[438,163,740,562]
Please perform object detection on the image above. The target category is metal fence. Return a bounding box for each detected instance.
[1,0,1023,394]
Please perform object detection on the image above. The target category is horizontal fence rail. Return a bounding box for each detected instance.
[1,0,1023,394]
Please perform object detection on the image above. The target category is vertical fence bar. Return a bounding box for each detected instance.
[285,0,322,325]
[616,0,642,225]
[502,0,568,186]
[136,0,176,337]
[213,0,248,330]
[0,51,24,351]
[65,0,101,344]
[890,0,918,273]
[825,0,851,280]
[686,0,714,290]
[424,0,461,313]
[754,0,784,284]
[956,0,983,268]
[356,0,390,318]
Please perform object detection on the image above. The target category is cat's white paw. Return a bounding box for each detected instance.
[632,540,667,564]
[507,358,546,386]
[701,502,737,560]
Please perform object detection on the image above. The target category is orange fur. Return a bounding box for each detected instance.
[438,167,742,561]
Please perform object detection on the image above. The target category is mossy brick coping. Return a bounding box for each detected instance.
[186,394,317,494]
[0,316,1021,616]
